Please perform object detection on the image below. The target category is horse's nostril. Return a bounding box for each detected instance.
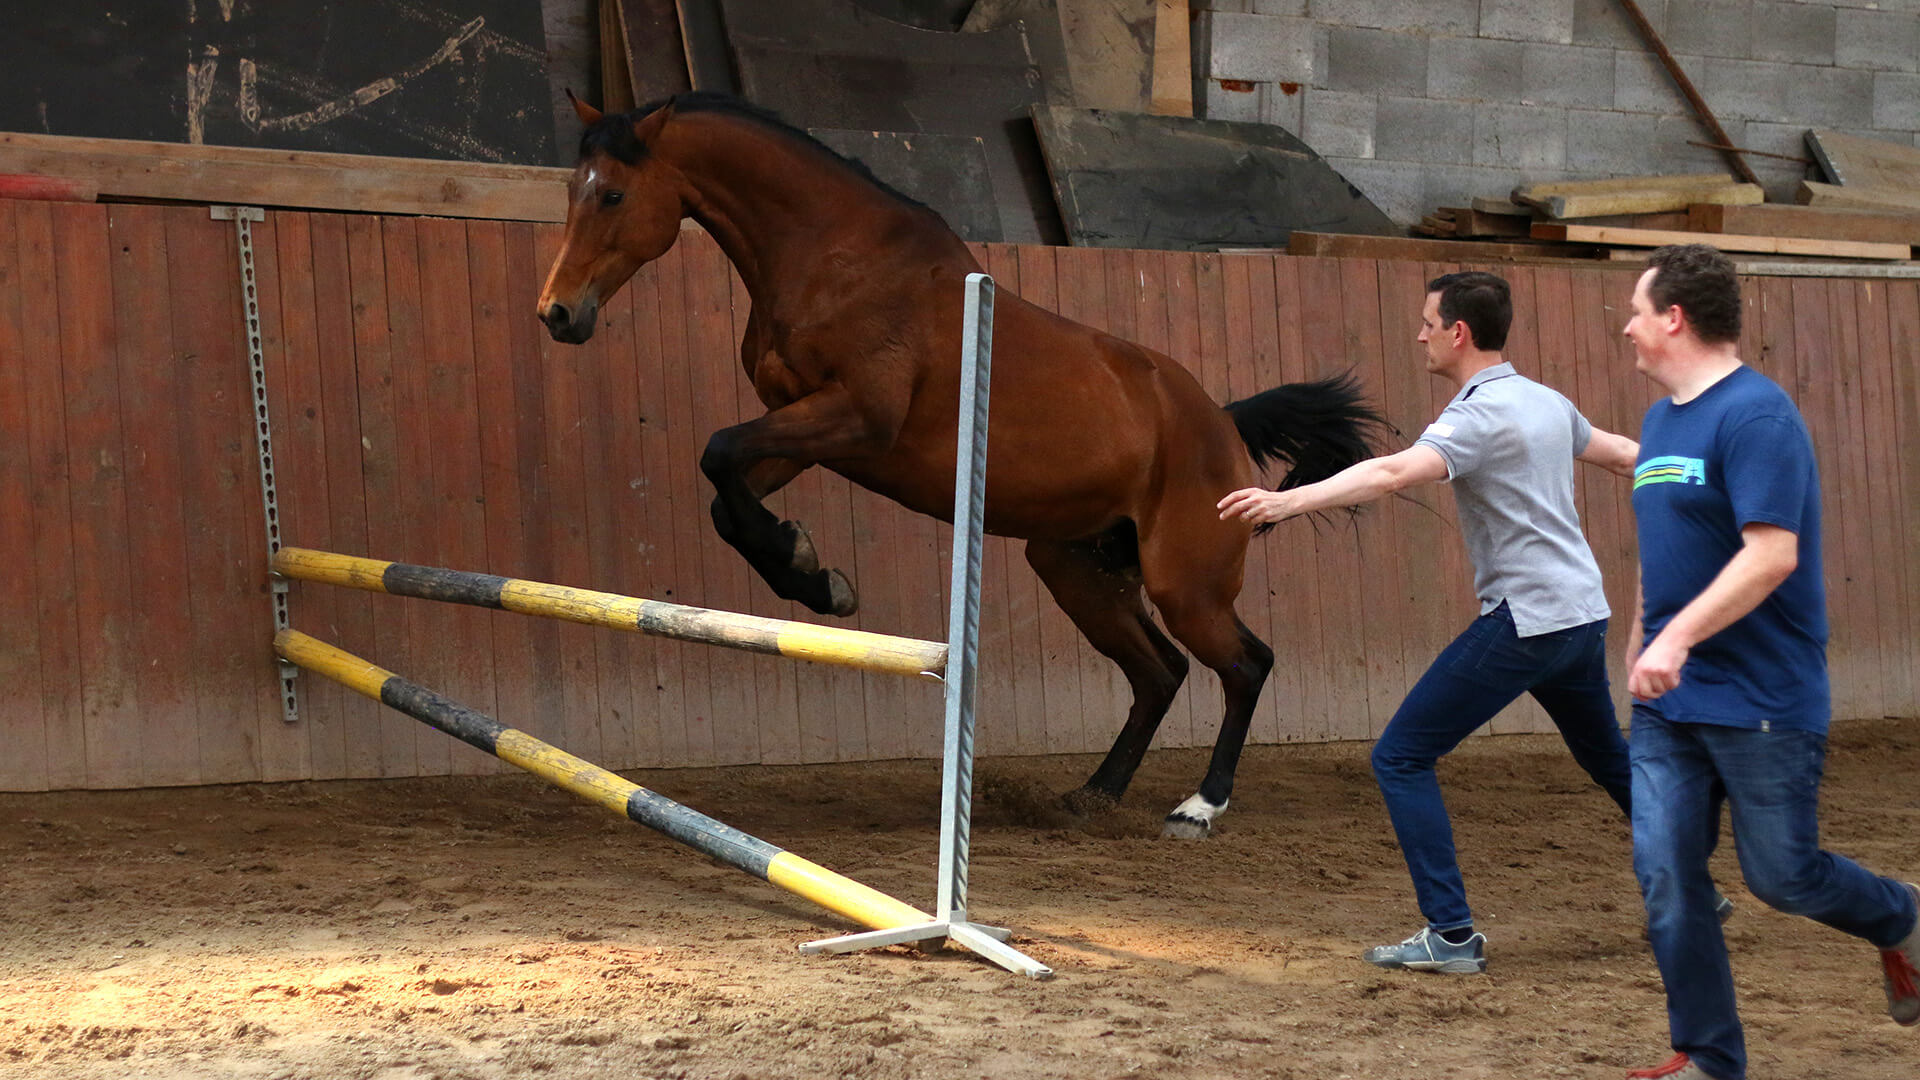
[544,303,571,327]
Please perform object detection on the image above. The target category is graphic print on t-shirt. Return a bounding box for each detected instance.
[1633,455,1706,489]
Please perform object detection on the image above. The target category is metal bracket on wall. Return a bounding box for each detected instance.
[211,204,300,726]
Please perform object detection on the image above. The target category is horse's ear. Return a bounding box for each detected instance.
[566,88,602,126]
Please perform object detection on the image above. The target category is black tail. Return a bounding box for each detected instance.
[1225,372,1391,531]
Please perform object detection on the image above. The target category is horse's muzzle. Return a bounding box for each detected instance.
[540,299,600,344]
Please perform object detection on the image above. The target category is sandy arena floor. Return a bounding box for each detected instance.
[3,718,1917,1080]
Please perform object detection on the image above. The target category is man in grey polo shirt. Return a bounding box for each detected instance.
[1219,270,1643,973]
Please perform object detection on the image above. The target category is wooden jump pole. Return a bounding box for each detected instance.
[274,628,937,935]
[271,546,947,681]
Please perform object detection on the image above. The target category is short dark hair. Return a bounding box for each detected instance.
[1645,244,1742,344]
[1426,271,1511,352]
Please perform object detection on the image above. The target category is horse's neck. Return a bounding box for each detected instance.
[667,121,927,308]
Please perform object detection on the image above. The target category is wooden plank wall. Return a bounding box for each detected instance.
[3,198,1915,790]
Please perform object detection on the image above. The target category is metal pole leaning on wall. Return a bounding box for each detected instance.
[797,274,1051,978]
[271,547,948,681]
[274,628,935,935]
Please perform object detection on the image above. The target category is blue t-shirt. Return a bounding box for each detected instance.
[1632,365,1829,731]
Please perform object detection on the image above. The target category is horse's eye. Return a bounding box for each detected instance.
[600,190,625,207]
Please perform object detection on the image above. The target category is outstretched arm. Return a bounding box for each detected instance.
[1218,444,1449,526]
[1578,426,1639,478]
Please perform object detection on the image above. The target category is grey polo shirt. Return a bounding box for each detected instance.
[1414,362,1610,637]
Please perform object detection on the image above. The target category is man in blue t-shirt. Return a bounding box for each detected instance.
[1621,244,1918,1080]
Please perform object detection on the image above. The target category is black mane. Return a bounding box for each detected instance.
[577,92,929,211]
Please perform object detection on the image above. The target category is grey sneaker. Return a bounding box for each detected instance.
[1363,926,1486,974]
[1881,881,1920,1026]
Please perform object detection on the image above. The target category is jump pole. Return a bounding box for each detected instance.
[794,273,1050,977]
[274,627,949,937]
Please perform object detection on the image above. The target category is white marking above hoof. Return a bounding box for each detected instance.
[1160,793,1227,840]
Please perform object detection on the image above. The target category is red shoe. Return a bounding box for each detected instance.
[1883,883,1920,1026]
[1627,1052,1715,1079]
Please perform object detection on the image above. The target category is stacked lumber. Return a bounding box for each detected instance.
[1797,130,1920,216]
[1510,172,1763,219]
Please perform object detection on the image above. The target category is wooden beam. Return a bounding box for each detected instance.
[1514,171,1733,197]
[1513,178,1762,219]
[0,131,569,222]
[1530,222,1911,260]
[1287,231,1589,262]
[1690,202,1920,246]
[1798,180,1920,215]
[1614,0,1761,185]
[1148,0,1194,118]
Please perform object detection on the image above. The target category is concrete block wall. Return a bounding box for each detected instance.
[1193,0,1920,225]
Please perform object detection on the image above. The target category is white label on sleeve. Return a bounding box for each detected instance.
[1424,422,1456,439]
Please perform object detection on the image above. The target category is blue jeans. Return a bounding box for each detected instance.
[1630,708,1916,1080]
[1372,603,1631,933]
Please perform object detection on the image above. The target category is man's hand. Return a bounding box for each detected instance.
[1218,487,1302,525]
[1629,632,1689,700]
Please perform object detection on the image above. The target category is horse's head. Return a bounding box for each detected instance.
[538,93,687,344]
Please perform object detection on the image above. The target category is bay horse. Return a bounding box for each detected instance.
[537,92,1385,838]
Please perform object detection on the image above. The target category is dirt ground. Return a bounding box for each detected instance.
[4,718,1917,1080]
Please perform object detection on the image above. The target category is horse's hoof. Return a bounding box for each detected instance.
[1159,814,1212,840]
[824,569,858,617]
[783,520,820,574]
[1159,793,1227,840]
[1059,786,1119,818]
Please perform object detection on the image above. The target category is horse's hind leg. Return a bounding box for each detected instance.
[1140,535,1275,839]
[1023,536,1190,813]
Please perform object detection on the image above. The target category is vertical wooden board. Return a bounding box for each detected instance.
[265,212,348,780]
[616,255,682,768]
[1152,250,1205,747]
[165,207,267,784]
[1307,255,1375,745]
[1883,281,1920,716]
[1503,260,1540,365]
[244,216,314,781]
[1563,269,1630,723]
[882,271,948,763]
[378,217,459,776]
[1374,259,1453,730]
[1013,244,1086,755]
[528,225,608,765]
[103,205,199,788]
[1181,252,1230,747]
[503,224,569,756]
[15,202,87,789]
[1051,245,1114,751]
[1338,258,1406,739]
[1231,255,1283,746]
[414,218,500,773]
[681,236,760,765]
[727,266,803,765]
[1887,281,1920,717]
[646,240,716,766]
[1785,278,1854,716]
[0,200,50,790]
[53,204,141,790]
[302,214,377,776]
[343,215,419,777]
[984,245,1048,757]
[589,271,652,770]
[626,248,698,767]
[461,220,530,775]
[1850,280,1912,715]
[1823,279,1883,720]
[1416,263,1474,656]
[1264,256,1329,743]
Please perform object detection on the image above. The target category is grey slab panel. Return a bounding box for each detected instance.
[809,129,1003,241]
[1029,105,1398,251]
[621,0,693,104]
[676,0,738,93]
[720,0,1070,243]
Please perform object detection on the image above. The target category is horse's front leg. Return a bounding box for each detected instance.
[699,385,889,617]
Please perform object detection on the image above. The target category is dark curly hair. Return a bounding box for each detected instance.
[1645,244,1741,345]
[1427,271,1511,352]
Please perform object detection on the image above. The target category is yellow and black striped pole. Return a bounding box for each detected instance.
[274,629,933,935]
[272,547,948,682]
